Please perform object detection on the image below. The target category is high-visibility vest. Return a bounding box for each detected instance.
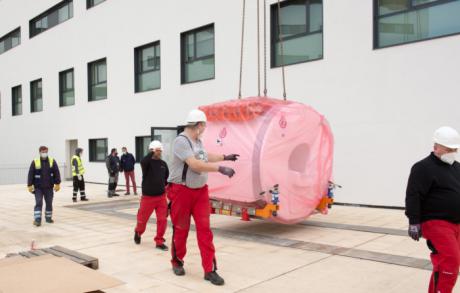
[33,157,56,187]
[71,155,85,176]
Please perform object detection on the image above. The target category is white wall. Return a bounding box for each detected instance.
[0,0,459,206]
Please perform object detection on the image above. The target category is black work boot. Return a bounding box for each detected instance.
[72,197,77,203]
[172,265,185,276]
[134,231,141,244]
[80,196,89,201]
[156,244,169,251]
[46,218,54,224]
[204,271,225,286]
[33,219,41,227]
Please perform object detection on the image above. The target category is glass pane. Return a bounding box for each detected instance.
[97,62,107,82]
[196,28,214,58]
[378,1,460,47]
[90,0,106,7]
[138,71,160,91]
[34,98,43,112]
[279,1,307,38]
[412,0,438,5]
[184,57,215,83]
[65,71,73,90]
[91,82,107,100]
[379,0,409,15]
[141,137,150,159]
[96,140,106,161]
[0,41,4,54]
[275,32,323,66]
[58,5,69,22]
[186,34,194,60]
[153,129,177,165]
[309,1,323,32]
[141,46,156,71]
[47,10,59,28]
[62,90,75,106]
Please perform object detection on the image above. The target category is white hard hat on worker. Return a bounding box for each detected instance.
[149,140,163,151]
[433,126,460,165]
[185,109,207,139]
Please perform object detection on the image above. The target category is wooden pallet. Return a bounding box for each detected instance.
[6,245,99,270]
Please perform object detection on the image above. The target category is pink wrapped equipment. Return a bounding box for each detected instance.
[200,97,334,224]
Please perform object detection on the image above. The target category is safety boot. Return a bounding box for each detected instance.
[204,271,225,286]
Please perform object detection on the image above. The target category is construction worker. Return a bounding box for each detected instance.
[134,141,169,250]
[168,109,239,286]
[27,146,61,226]
[106,148,120,197]
[120,147,137,195]
[71,148,88,202]
[406,126,460,293]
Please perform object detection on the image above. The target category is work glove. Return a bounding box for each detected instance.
[408,224,422,241]
[224,154,240,161]
[77,175,83,181]
[27,185,34,194]
[54,184,60,192]
[218,166,235,178]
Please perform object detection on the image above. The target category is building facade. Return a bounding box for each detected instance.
[1,0,459,207]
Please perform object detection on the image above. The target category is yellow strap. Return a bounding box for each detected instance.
[34,157,54,169]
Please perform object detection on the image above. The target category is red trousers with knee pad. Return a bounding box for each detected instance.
[422,220,460,293]
[135,194,168,245]
[168,183,216,273]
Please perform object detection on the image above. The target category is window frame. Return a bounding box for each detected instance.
[0,27,21,55]
[135,136,151,163]
[180,23,216,84]
[30,78,43,113]
[29,0,73,38]
[270,0,324,68]
[134,41,161,93]
[88,57,107,102]
[87,0,106,9]
[373,0,460,49]
[59,68,75,107]
[89,138,108,162]
[11,85,22,116]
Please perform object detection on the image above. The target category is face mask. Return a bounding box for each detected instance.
[40,153,48,159]
[123,152,127,155]
[441,152,457,165]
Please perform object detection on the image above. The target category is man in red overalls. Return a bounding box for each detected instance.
[167,109,239,286]
[406,126,460,293]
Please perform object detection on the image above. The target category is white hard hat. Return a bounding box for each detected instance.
[185,109,207,124]
[433,126,460,149]
[149,140,163,151]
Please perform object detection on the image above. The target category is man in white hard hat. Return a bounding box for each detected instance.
[406,126,460,293]
[167,109,239,286]
[134,140,169,251]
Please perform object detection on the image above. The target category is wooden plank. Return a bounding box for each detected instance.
[18,251,36,258]
[41,248,86,266]
[50,246,99,269]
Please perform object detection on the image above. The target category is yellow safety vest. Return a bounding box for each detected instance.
[34,157,54,169]
[71,155,85,176]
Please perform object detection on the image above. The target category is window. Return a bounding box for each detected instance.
[135,41,161,92]
[12,85,22,116]
[88,58,107,101]
[135,136,151,163]
[89,138,108,162]
[271,0,323,67]
[375,0,460,48]
[0,28,20,55]
[30,79,43,113]
[151,127,180,165]
[181,24,215,84]
[59,68,75,107]
[29,0,73,38]
[87,0,106,9]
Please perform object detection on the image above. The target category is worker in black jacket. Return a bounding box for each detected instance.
[405,126,460,293]
[106,148,120,197]
[134,140,169,251]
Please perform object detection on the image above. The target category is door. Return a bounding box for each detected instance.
[66,139,78,180]
[150,127,179,166]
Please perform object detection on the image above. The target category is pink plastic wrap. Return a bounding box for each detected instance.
[200,97,334,224]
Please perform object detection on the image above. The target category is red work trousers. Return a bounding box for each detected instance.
[422,220,460,293]
[124,171,137,194]
[135,195,167,245]
[168,183,216,273]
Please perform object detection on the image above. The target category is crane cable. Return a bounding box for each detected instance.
[277,0,287,100]
[238,0,246,99]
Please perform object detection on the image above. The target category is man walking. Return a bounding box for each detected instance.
[134,141,169,251]
[71,148,88,202]
[406,126,460,293]
[168,109,239,286]
[121,147,137,195]
[27,146,61,226]
[106,148,120,198]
